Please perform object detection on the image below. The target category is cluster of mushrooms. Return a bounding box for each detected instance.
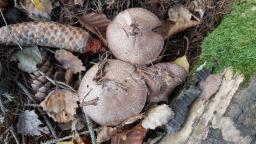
[78,8,187,126]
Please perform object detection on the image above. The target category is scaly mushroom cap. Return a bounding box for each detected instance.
[139,63,187,102]
[78,59,148,125]
[107,8,164,65]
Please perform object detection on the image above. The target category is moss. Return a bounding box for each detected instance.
[198,1,256,81]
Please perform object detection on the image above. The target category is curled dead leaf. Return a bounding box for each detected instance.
[97,126,118,143]
[78,12,110,46]
[156,5,200,39]
[40,89,79,123]
[142,104,174,130]
[111,125,148,144]
[55,49,85,74]
[0,0,8,9]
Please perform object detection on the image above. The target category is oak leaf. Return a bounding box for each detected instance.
[40,89,79,123]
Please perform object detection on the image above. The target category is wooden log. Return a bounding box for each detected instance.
[161,69,256,144]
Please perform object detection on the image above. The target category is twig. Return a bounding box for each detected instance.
[0,96,6,116]
[0,10,23,50]
[9,126,20,144]
[42,129,98,144]
[84,113,97,144]
[38,70,76,92]
[16,82,58,139]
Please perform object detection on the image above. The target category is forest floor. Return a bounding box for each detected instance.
[2,0,251,144]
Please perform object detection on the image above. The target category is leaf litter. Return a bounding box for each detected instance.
[0,0,232,143]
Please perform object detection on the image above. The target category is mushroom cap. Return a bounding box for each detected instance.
[78,59,148,126]
[139,63,187,102]
[106,8,164,65]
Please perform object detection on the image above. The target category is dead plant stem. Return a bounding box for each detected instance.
[16,82,58,139]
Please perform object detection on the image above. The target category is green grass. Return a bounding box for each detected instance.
[199,1,256,80]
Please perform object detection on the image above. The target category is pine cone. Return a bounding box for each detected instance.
[30,58,53,101]
[0,22,91,53]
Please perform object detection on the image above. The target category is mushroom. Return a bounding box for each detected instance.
[106,8,164,65]
[138,63,187,102]
[78,59,148,125]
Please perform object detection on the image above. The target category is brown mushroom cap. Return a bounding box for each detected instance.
[138,63,187,102]
[106,8,164,65]
[78,59,148,126]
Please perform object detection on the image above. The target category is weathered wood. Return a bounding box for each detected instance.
[161,69,256,144]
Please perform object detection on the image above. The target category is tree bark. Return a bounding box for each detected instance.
[161,69,256,144]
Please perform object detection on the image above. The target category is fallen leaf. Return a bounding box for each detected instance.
[17,110,49,136]
[188,0,210,18]
[0,0,9,9]
[40,89,79,123]
[55,49,85,74]
[199,74,223,101]
[142,104,174,130]
[97,126,118,143]
[58,141,74,144]
[11,46,42,73]
[168,5,193,21]
[78,12,110,45]
[78,13,110,29]
[171,55,190,73]
[157,5,200,39]
[112,125,148,144]
[73,132,90,144]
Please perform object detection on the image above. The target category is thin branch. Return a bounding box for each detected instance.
[85,113,97,144]
[16,82,58,139]
[9,126,20,144]
[42,129,99,144]
[0,10,23,50]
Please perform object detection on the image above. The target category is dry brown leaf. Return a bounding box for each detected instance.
[97,126,118,143]
[40,89,79,123]
[55,49,85,74]
[73,135,90,144]
[157,5,200,39]
[0,0,8,9]
[65,69,73,84]
[78,12,110,45]
[111,125,148,144]
[78,12,110,30]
